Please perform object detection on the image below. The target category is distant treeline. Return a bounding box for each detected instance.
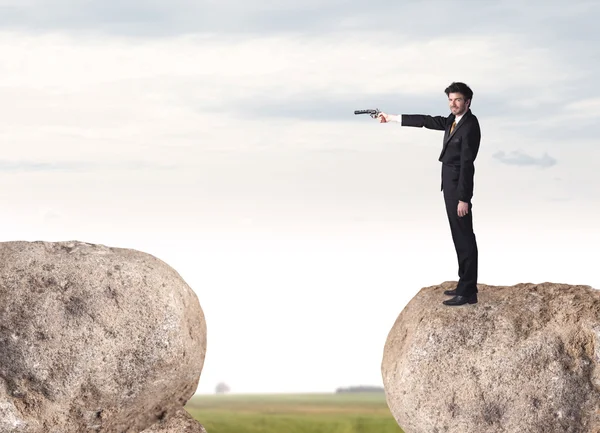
[335,386,385,393]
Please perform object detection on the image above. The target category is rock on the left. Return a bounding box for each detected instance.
[0,241,207,433]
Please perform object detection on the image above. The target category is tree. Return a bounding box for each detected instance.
[215,382,230,394]
[335,385,384,393]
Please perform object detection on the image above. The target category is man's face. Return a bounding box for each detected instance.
[448,92,470,116]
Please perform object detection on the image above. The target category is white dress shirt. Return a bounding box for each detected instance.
[453,113,463,126]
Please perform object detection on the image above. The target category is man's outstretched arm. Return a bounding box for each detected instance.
[377,113,448,130]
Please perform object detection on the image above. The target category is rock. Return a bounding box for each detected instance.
[381,281,600,433]
[0,241,207,433]
[142,408,207,432]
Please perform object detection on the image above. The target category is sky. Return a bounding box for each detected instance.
[1,0,599,394]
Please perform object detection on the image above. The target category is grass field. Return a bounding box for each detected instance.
[184,393,404,433]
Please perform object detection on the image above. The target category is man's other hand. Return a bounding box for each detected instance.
[457,201,469,217]
[377,112,390,123]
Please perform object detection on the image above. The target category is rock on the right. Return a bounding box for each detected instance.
[381,281,600,433]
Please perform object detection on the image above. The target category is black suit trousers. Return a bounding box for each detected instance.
[442,179,478,296]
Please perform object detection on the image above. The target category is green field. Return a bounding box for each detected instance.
[184,393,404,433]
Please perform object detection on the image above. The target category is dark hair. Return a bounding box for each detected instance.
[444,82,473,102]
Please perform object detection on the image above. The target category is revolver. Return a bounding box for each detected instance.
[354,108,381,119]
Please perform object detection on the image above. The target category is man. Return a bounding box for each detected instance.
[377,82,480,306]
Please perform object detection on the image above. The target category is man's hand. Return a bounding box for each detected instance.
[457,200,469,217]
[377,112,390,123]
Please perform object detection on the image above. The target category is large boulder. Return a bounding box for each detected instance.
[0,241,207,433]
[381,281,600,433]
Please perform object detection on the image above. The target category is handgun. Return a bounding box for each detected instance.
[354,109,381,119]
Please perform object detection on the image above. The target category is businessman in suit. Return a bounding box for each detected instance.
[377,82,480,306]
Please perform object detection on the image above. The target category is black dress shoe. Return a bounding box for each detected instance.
[444,289,457,296]
[442,294,477,306]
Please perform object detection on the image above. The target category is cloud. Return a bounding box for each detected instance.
[0,29,581,124]
[492,150,557,168]
[0,27,594,165]
[0,160,178,173]
[0,3,597,215]
[227,91,445,122]
[0,1,495,36]
[0,0,597,43]
[564,98,600,119]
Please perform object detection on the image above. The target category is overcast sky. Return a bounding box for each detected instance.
[1,0,599,394]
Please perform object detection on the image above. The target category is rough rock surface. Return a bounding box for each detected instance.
[0,241,207,433]
[142,408,207,432]
[381,281,600,433]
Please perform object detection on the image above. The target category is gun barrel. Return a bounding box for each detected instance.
[354,108,380,118]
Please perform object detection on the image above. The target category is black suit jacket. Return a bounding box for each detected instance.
[401,109,481,202]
